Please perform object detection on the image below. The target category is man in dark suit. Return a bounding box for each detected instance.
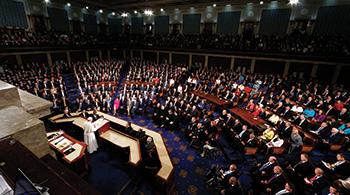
[278,122,293,139]
[250,156,278,184]
[62,109,71,118]
[274,102,285,114]
[221,177,241,195]
[124,122,133,135]
[293,114,309,131]
[205,164,240,187]
[257,95,267,106]
[323,153,350,178]
[281,106,293,119]
[337,108,350,122]
[79,109,90,118]
[91,110,100,121]
[258,166,285,194]
[285,153,314,182]
[310,122,330,139]
[317,128,343,152]
[303,168,328,195]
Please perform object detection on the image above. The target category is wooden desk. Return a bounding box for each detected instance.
[47,130,88,176]
[94,111,175,194]
[191,90,231,109]
[100,130,141,166]
[123,81,156,86]
[230,107,269,132]
[51,114,141,167]
[0,136,100,195]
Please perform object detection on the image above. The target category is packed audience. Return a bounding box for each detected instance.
[2,55,350,194]
[1,26,349,56]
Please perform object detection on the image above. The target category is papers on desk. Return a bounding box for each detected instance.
[0,175,13,195]
[50,137,73,150]
[321,160,332,169]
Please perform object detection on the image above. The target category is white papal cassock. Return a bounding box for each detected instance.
[83,121,98,154]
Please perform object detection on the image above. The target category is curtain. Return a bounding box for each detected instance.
[217,11,241,34]
[131,17,143,34]
[47,7,69,31]
[313,5,350,34]
[155,16,169,34]
[259,8,291,34]
[0,0,27,27]
[83,14,97,33]
[183,14,201,34]
[108,18,122,34]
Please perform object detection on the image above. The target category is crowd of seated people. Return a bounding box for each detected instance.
[1,26,350,56]
[71,58,124,114]
[0,61,71,114]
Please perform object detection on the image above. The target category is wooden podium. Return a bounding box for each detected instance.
[46,130,89,176]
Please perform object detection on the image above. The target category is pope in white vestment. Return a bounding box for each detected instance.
[83,117,98,154]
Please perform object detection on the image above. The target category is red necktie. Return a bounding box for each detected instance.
[309,175,317,183]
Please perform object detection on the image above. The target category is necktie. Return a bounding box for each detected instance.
[63,101,66,107]
[309,175,317,183]
[316,127,323,133]
[294,161,303,168]
[259,162,270,171]
[268,174,277,183]
[239,130,245,137]
[331,161,341,168]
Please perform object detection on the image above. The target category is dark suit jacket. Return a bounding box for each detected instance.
[292,161,314,178]
[328,133,342,144]
[267,174,285,193]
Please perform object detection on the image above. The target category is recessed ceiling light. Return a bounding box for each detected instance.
[134,10,137,14]
[85,6,89,9]
[160,8,164,11]
[260,1,264,4]
[213,4,216,7]
[67,3,71,6]
[44,0,50,3]
[121,13,128,17]
[112,12,115,16]
[226,4,231,7]
[99,9,103,13]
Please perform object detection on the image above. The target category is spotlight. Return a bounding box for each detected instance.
[134,10,137,14]
[99,9,103,13]
[289,0,298,5]
[85,6,89,9]
[121,13,128,17]
[226,4,231,7]
[213,4,216,7]
[260,1,264,4]
[160,8,164,11]
[44,0,50,3]
[112,12,115,16]
[67,3,71,6]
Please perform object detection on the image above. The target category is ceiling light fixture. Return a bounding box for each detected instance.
[99,9,103,13]
[247,2,253,5]
[112,12,115,16]
[213,4,216,7]
[85,6,89,9]
[121,13,128,17]
[175,8,179,10]
[160,8,164,11]
[134,10,137,14]
[144,10,153,16]
[289,0,299,5]
[67,3,71,6]
[271,0,278,3]
[260,1,264,4]
[226,4,231,7]
[44,0,50,3]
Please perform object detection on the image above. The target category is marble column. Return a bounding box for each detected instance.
[99,50,102,59]
[189,54,192,68]
[284,61,290,76]
[204,55,209,69]
[107,50,111,60]
[230,57,235,70]
[140,51,143,61]
[85,51,89,61]
[156,52,159,64]
[16,55,22,65]
[66,52,71,63]
[250,59,256,73]
[169,53,172,64]
[46,53,52,66]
